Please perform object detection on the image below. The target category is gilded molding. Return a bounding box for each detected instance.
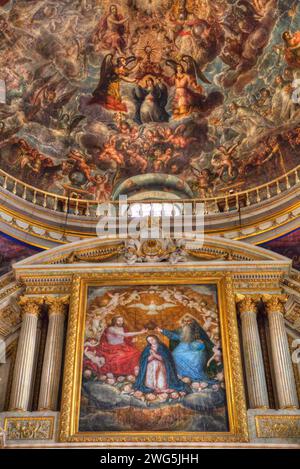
[255,415,300,439]
[235,294,261,314]
[0,304,21,332]
[45,295,70,316]
[263,294,288,315]
[18,296,44,317]
[59,271,249,443]
[0,283,23,302]
[49,244,124,265]
[4,417,54,440]
[25,285,73,295]
[0,273,14,290]
[187,248,254,262]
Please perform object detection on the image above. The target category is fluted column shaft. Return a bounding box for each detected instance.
[237,295,269,408]
[264,295,299,409]
[9,297,43,411]
[38,296,68,411]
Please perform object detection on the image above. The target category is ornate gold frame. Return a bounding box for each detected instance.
[59,271,249,444]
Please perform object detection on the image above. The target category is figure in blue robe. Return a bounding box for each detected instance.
[134,336,189,394]
[160,320,216,383]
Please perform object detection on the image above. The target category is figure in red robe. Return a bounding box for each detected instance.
[93,4,128,55]
[97,316,147,376]
[84,339,105,376]
[283,31,300,69]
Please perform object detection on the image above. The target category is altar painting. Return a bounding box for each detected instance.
[79,284,228,433]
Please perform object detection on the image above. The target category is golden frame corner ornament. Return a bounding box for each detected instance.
[59,270,249,444]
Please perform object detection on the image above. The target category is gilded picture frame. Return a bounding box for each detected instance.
[59,270,248,444]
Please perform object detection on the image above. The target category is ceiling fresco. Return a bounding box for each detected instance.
[0,231,40,276]
[261,228,300,271]
[0,0,300,201]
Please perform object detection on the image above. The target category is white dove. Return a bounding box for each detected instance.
[127,301,176,315]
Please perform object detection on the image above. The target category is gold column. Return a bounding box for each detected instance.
[9,297,44,411]
[38,296,69,411]
[237,295,269,409]
[263,294,299,409]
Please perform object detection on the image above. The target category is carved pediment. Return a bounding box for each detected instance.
[49,239,256,265]
[48,243,124,265]
[12,235,292,268]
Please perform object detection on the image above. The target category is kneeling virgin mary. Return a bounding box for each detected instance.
[134,336,189,394]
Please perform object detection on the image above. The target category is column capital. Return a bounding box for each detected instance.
[262,294,288,315]
[235,294,261,314]
[45,296,69,316]
[18,296,44,317]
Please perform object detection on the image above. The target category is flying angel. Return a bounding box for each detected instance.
[89,53,139,112]
[165,55,222,118]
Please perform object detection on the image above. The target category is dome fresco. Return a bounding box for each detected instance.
[0,0,299,202]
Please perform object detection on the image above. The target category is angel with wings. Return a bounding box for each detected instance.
[165,55,211,119]
[26,78,76,125]
[211,143,239,181]
[89,54,140,113]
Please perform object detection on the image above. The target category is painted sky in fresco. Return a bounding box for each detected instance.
[261,228,300,271]
[0,0,299,201]
[0,231,40,276]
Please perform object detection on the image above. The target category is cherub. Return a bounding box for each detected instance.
[88,173,111,201]
[166,124,197,149]
[68,150,94,181]
[126,145,148,172]
[158,289,177,304]
[173,290,190,303]
[98,136,125,167]
[84,345,105,369]
[87,310,104,337]
[153,148,173,172]
[211,143,238,181]
[105,291,127,309]
[202,316,218,332]
[282,30,300,68]
[207,345,222,368]
[121,290,141,305]
[191,167,213,198]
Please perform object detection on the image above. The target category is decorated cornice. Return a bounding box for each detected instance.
[0,300,21,338]
[49,243,124,265]
[12,236,292,268]
[0,235,298,339]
